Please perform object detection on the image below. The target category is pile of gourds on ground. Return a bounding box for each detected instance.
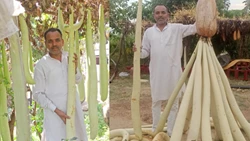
[110,0,250,140]
[0,4,108,141]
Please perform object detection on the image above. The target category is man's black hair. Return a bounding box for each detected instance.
[44,28,62,40]
[153,4,170,13]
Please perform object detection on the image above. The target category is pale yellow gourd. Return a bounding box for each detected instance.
[196,0,217,37]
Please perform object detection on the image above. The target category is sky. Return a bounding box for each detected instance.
[229,0,244,10]
[128,0,245,10]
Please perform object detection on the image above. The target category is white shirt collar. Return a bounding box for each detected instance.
[153,23,169,31]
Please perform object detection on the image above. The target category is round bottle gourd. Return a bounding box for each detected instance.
[196,0,217,37]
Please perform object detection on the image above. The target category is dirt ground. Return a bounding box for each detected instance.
[109,73,250,140]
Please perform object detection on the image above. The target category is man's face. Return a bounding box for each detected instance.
[45,31,64,56]
[153,5,169,25]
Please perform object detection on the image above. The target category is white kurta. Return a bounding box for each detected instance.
[141,23,196,102]
[33,51,88,141]
[0,0,19,40]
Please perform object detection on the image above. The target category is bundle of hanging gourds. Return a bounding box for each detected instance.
[154,0,250,140]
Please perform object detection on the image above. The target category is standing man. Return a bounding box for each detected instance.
[33,28,88,141]
[136,5,196,136]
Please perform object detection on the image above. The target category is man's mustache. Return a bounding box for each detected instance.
[51,46,59,49]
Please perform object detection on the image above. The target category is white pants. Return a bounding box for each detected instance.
[152,98,179,136]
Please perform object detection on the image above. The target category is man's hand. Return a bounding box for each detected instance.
[54,108,70,124]
[73,53,78,73]
[132,43,142,52]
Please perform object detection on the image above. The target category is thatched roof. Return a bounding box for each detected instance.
[169,8,250,41]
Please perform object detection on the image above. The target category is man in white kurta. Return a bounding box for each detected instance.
[140,5,196,136]
[33,28,88,141]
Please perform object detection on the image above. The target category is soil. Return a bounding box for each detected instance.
[110,74,152,130]
[109,74,250,140]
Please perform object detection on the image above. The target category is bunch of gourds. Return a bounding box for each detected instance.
[159,0,250,140]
